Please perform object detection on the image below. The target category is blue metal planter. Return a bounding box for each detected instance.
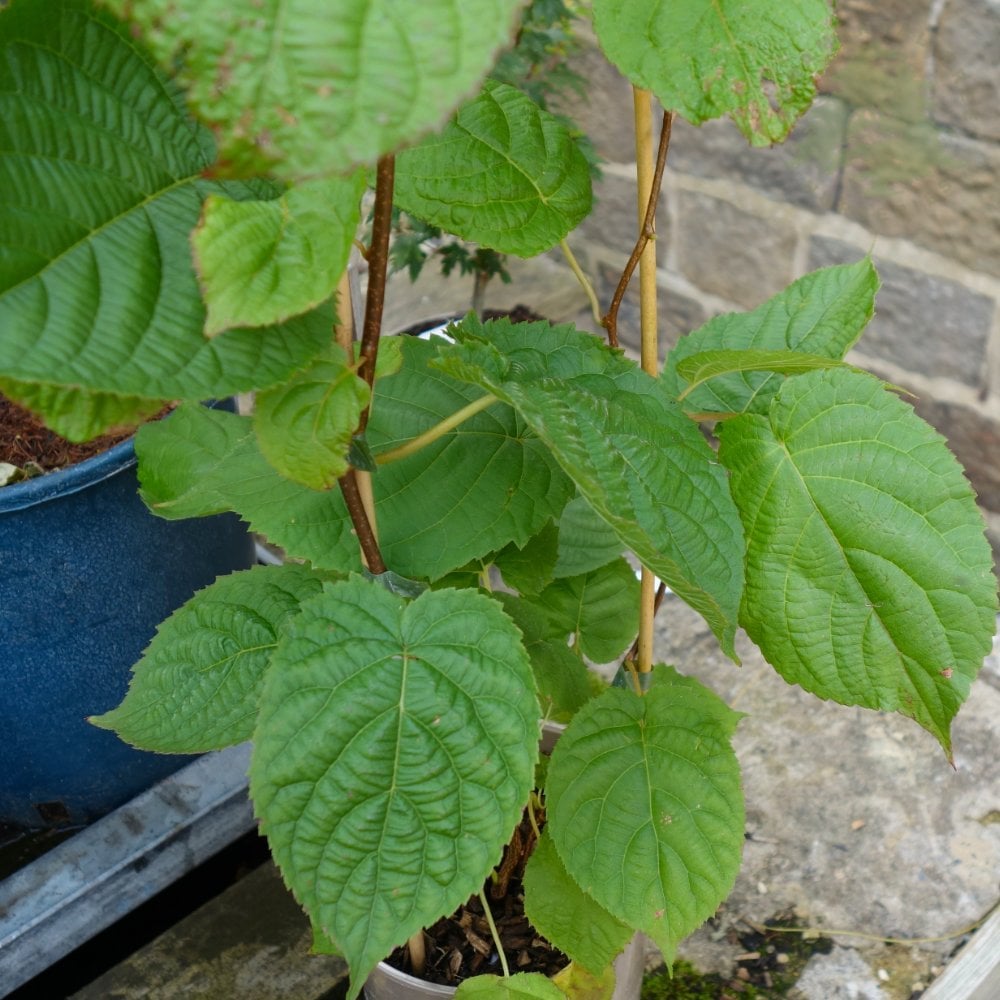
[0,420,255,829]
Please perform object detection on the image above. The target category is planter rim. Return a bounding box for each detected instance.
[0,435,136,514]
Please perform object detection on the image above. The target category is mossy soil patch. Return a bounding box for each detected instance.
[643,910,834,998]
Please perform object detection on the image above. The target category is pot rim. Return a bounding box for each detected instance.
[0,400,235,515]
[368,960,459,998]
[0,435,136,514]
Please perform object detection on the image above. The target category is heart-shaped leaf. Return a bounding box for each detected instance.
[720,369,999,756]
[547,666,744,965]
[251,578,540,995]
[394,81,593,256]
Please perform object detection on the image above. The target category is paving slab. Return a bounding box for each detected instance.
[73,860,347,1000]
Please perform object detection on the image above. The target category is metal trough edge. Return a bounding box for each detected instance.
[0,744,254,997]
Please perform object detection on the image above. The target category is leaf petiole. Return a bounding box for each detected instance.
[375,394,499,465]
[478,889,511,978]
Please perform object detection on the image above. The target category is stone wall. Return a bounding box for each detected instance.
[552,1,1000,561]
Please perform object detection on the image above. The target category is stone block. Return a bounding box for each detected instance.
[575,171,661,259]
[674,190,798,308]
[933,0,1000,141]
[810,236,993,390]
[840,112,1000,276]
[552,42,637,165]
[669,98,849,212]
[820,0,931,122]
[829,0,932,52]
[908,396,1000,513]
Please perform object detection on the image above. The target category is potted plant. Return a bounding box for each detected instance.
[1,1,996,998]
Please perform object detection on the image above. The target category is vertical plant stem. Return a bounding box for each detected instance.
[337,158,394,573]
[527,793,542,841]
[334,269,379,544]
[407,931,427,976]
[478,889,511,978]
[602,109,674,350]
[634,88,658,675]
[634,89,658,377]
[339,469,386,574]
[357,470,378,543]
[334,270,355,356]
[357,154,395,429]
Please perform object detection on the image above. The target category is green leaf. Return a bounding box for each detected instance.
[436,318,745,658]
[368,338,574,579]
[495,521,560,596]
[91,564,326,752]
[534,559,640,664]
[137,342,575,581]
[523,832,632,974]
[546,666,745,966]
[455,974,566,1000]
[251,578,540,994]
[106,0,530,178]
[0,377,166,444]
[553,496,625,579]
[193,173,366,336]
[374,337,404,380]
[498,594,592,722]
[719,369,999,756]
[0,0,331,436]
[136,405,362,571]
[663,261,879,417]
[591,0,837,145]
[676,350,848,402]
[253,344,370,490]
[394,81,593,256]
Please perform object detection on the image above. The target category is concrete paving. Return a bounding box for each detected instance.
[654,594,1000,999]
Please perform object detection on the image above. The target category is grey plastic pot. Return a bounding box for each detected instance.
[364,934,645,1000]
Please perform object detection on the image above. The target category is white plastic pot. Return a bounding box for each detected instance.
[364,934,645,1000]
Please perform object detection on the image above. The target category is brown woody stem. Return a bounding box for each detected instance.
[357,154,395,430]
[338,468,386,574]
[336,155,396,573]
[602,109,674,350]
